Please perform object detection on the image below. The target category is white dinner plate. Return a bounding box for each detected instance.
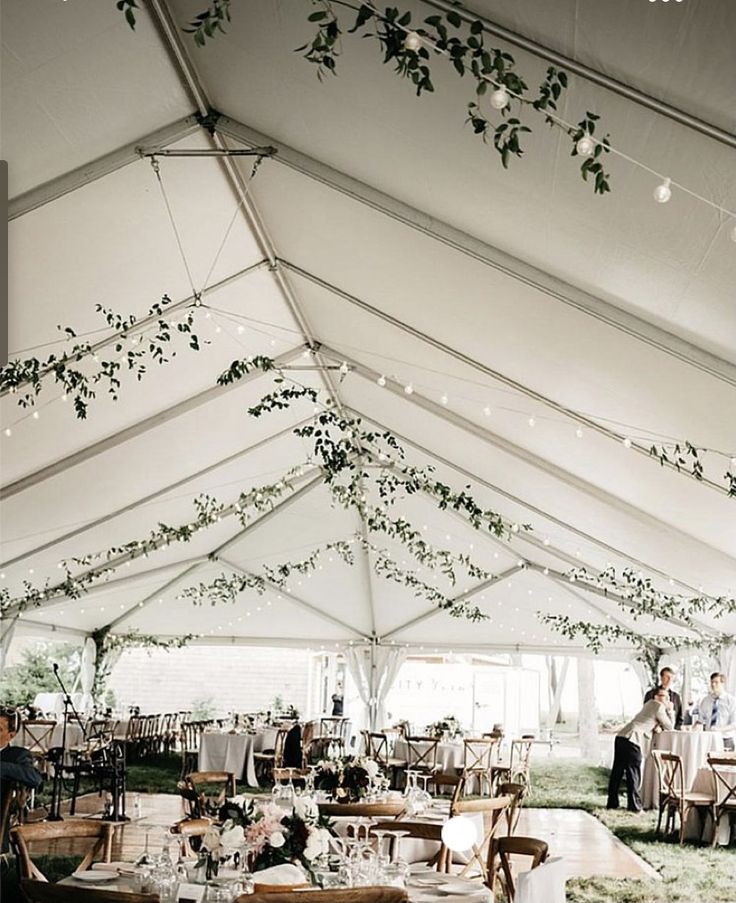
[73,871,118,883]
[436,883,476,895]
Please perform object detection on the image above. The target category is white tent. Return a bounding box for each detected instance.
[2,1,735,694]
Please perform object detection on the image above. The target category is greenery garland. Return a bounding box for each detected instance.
[117,0,612,194]
[0,297,203,419]
[649,442,736,498]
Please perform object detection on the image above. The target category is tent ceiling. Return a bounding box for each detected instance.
[2,0,734,658]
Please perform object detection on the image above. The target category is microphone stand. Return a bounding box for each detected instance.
[48,662,87,821]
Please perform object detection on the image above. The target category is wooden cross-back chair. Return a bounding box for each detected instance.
[491,739,533,792]
[652,750,715,844]
[447,795,513,884]
[405,736,440,774]
[170,816,212,857]
[462,737,499,795]
[20,880,156,903]
[11,820,116,880]
[430,772,466,806]
[184,770,236,817]
[179,719,206,778]
[0,782,27,854]
[254,727,289,784]
[20,720,57,765]
[708,754,736,847]
[492,836,548,901]
[370,820,445,870]
[496,782,527,835]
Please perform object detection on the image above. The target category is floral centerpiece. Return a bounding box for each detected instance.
[426,715,463,740]
[199,796,333,879]
[313,755,383,802]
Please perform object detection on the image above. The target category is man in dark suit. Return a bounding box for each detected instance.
[644,666,683,729]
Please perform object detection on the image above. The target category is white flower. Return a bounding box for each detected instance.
[228,794,248,808]
[202,826,222,854]
[304,827,330,861]
[363,759,379,779]
[294,796,318,822]
[269,831,286,848]
[220,824,244,851]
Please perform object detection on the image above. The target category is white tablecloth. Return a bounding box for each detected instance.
[197,729,278,786]
[686,764,736,844]
[641,731,724,809]
[394,739,465,772]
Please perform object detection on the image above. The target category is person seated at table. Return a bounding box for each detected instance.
[607,688,674,812]
[696,672,736,750]
[644,666,683,728]
[0,707,43,851]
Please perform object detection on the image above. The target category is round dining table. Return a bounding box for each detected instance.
[685,762,736,844]
[641,730,725,810]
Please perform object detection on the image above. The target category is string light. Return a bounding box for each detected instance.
[339,361,349,375]
[377,375,386,387]
[483,406,491,417]
[61,394,68,402]
[575,427,584,439]
[237,325,245,335]
[576,134,595,157]
[623,437,633,449]
[403,31,422,51]
[527,417,535,427]
[32,411,39,420]
[653,178,672,204]
[404,383,414,395]
[3,428,11,437]
[440,393,448,405]
[489,87,509,110]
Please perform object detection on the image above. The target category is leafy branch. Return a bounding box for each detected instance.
[649,441,736,497]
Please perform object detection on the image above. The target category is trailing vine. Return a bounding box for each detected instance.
[117,0,612,193]
[0,296,203,419]
[649,442,736,498]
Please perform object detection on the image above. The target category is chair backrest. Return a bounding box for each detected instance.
[186,770,237,813]
[405,736,439,770]
[0,782,28,853]
[497,781,527,834]
[652,750,684,800]
[494,836,549,901]
[708,755,736,808]
[244,890,408,903]
[318,800,406,819]
[509,739,533,775]
[20,721,57,756]
[451,795,513,884]
[463,737,498,772]
[273,728,289,769]
[11,820,115,880]
[369,733,390,768]
[431,772,466,807]
[21,879,156,903]
[170,816,212,857]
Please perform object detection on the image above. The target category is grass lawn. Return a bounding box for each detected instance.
[527,759,735,903]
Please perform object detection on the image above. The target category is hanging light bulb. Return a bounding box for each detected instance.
[61,394,68,402]
[575,427,584,439]
[440,393,448,405]
[483,405,491,417]
[441,816,478,852]
[237,325,245,335]
[377,375,387,387]
[623,437,633,449]
[653,178,672,204]
[403,31,422,52]
[528,416,536,427]
[543,537,551,546]
[404,383,414,395]
[576,134,595,157]
[3,428,11,437]
[32,411,40,420]
[339,361,349,376]
[490,87,509,110]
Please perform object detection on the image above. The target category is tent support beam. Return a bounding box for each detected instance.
[7,115,200,219]
[382,566,519,639]
[216,116,736,389]
[335,352,736,564]
[422,0,736,151]
[0,345,304,501]
[308,278,725,497]
[220,557,366,639]
[353,409,710,596]
[101,471,325,631]
[145,0,342,426]
[1,417,310,570]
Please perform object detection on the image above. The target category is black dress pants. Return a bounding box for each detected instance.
[607,735,643,811]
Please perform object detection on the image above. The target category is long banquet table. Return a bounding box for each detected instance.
[197,728,279,786]
[641,730,724,810]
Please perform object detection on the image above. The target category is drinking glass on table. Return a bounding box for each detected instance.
[382,830,410,888]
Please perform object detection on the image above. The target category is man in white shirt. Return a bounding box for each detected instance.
[607,688,674,812]
[697,672,736,750]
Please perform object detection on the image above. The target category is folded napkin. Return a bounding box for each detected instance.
[253,863,307,885]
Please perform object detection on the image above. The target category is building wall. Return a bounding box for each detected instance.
[107,645,313,717]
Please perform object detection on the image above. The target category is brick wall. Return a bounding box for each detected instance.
[107,645,312,716]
